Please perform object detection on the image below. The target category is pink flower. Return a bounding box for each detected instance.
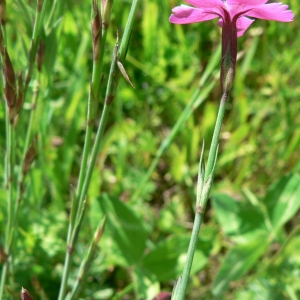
[170,0,294,94]
[170,0,294,37]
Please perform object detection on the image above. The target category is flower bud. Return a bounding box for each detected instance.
[101,0,114,29]
[21,287,33,300]
[91,0,102,61]
[3,48,17,114]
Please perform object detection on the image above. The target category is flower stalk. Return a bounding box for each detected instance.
[0,0,45,297]
[173,92,227,300]
[58,0,141,298]
[169,0,294,298]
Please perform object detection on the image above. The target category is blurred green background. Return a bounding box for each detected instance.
[1,0,300,299]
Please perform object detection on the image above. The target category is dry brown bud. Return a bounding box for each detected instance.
[37,40,45,72]
[0,0,6,26]
[101,0,113,27]
[37,0,43,12]
[21,287,33,300]
[10,72,23,123]
[0,246,7,264]
[3,48,17,112]
[91,0,101,61]
[23,135,38,175]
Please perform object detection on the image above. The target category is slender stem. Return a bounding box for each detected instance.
[178,213,203,299]
[57,247,73,300]
[66,217,106,300]
[78,103,112,213]
[57,82,112,300]
[205,93,227,179]
[76,0,142,239]
[12,82,39,240]
[111,283,134,300]
[45,0,58,30]
[0,264,8,298]
[0,2,45,298]
[118,0,140,62]
[175,93,227,300]
[0,107,14,299]
[23,0,47,98]
[58,1,141,297]
[58,46,116,300]
[76,3,111,212]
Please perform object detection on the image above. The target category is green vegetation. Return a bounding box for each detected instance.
[1,0,300,299]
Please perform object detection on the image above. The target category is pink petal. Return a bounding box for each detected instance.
[185,0,225,9]
[236,16,255,36]
[227,0,268,5]
[218,16,254,37]
[246,3,294,22]
[185,0,226,18]
[170,5,219,24]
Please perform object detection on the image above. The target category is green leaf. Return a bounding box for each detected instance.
[213,232,270,296]
[264,174,300,231]
[100,194,147,266]
[142,235,209,281]
[212,193,267,243]
[132,267,160,300]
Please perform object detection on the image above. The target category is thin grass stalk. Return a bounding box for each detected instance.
[12,82,39,240]
[174,92,227,300]
[75,0,142,242]
[45,0,58,30]
[57,55,114,300]
[57,1,112,295]
[75,0,113,220]
[57,0,113,295]
[0,1,45,297]
[111,283,134,300]
[0,107,14,299]
[0,7,15,296]
[23,0,47,99]
[58,1,141,298]
[65,217,106,300]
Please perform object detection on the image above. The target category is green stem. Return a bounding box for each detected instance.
[58,46,117,300]
[75,0,142,239]
[57,74,112,300]
[58,1,141,297]
[23,0,47,97]
[65,217,106,300]
[57,246,73,300]
[75,2,112,215]
[12,82,39,241]
[175,93,227,300]
[205,93,227,179]
[0,108,14,299]
[58,3,113,297]
[111,283,134,300]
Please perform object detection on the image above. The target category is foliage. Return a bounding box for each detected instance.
[0,0,300,299]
